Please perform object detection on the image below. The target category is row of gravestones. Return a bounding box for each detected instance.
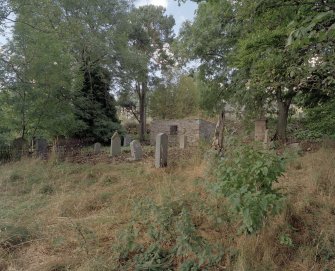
[107,132,177,168]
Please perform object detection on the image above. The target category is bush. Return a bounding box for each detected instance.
[212,142,285,233]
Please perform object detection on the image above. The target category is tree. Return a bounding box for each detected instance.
[179,0,335,142]
[0,0,130,141]
[0,1,77,140]
[73,65,121,143]
[149,74,200,119]
[121,5,175,141]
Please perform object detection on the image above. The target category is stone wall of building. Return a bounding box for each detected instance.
[150,119,215,146]
[199,119,216,143]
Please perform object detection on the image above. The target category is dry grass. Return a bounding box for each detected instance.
[0,145,334,270]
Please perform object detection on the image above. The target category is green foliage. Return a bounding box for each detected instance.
[304,99,335,139]
[179,0,335,141]
[212,142,285,233]
[279,233,293,247]
[115,198,224,270]
[149,74,200,119]
[73,66,121,143]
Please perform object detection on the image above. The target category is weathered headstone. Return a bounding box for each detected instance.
[255,119,267,142]
[155,133,168,168]
[130,140,143,161]
[123,134,132,147]
[263,129,270,149]
[36,138,48,159]
[93,143,101,154]
[110,132,121,157]
[179,134,187,149]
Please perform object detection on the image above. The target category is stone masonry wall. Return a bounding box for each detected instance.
[199,119,216,143]
[150,119,215,146]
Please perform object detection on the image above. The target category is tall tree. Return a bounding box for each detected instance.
[0,0,130,140]
[179,0,335,142]
[121,5,175,141]
[74,65,120,143]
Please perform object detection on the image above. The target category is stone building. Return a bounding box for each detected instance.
[150,118,216,146]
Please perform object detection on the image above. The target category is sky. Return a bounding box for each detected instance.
[135,0,198,34]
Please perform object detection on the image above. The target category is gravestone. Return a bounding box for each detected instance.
[36,138,48,159]
[263,129,269,149]
[110,132,121,157]
[130,140,143,161]
[93,143,101,154]
[123,134,132,147]
[155,133,168,168]
[179,134,187,149]
[255,119,267,142]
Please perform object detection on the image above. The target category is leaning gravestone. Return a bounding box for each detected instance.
[155,133,168,168]
[110,132,121,157]
[130,140,143,161]
[179,134,187,149]
[36,138,48,159]
[123,134,132,147]
[93,143,101,154]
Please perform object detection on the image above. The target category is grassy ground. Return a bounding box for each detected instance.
[0,145,334,270]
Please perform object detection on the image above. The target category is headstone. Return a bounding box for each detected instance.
[36,138,48,159]
[155,133,168,168]
[130,140,143,160]
[263,129,269,149]
[179,134,187,149]
[110,132,121,157]
[123,134,132,147]
[255,119,267,142]
[93,143,101,154]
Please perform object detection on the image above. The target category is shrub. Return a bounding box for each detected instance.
[212,142,285,233]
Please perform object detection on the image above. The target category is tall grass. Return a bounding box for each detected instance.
[0,146,334,270]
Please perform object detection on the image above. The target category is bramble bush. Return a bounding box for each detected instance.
[212,141,286,233]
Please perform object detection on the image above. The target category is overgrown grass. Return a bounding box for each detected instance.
[0,145,334,270]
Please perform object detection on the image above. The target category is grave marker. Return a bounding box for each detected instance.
[130,140,143,161]
[110,132,121,157]
[155,133,168,168]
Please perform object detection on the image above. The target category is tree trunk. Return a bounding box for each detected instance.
[212,109,225,155]
[276,99,291,143]
[139,82,147,142]
[21,90,26,140]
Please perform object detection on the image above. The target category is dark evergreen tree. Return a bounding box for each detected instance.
[74,65,121,143]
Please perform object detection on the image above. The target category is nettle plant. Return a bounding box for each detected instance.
[213,141,286,233]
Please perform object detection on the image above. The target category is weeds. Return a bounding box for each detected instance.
[212,141,286,233]
[0,147,334,270]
